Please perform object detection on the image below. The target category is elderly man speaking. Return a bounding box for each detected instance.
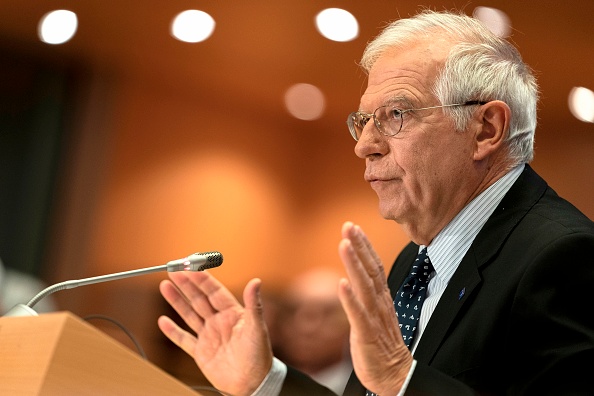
[158,10,594,396]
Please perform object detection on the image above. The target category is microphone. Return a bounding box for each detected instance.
[3,251,223,317]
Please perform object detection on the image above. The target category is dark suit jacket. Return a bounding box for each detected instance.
[281,165,594,395]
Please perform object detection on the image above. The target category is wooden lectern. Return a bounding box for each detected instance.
[0,312,203,395]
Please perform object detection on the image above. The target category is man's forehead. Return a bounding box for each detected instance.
[359,67,430,110]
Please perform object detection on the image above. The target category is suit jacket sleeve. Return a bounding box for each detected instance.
[280,366,338,396]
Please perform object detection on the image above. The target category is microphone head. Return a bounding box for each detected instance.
[199,251,223,270]
[166,251,223,272]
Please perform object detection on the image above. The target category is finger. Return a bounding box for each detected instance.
[169,272,218,319]
[342,222,387,291]
[343,222,386,277]
[356,225,386,274]
[242,278,275,373]
[175,271,242,318]
[338,278,398,345]
[338,236,366,288]
[338,238,397,329]
[157,315,198,357]
[242,278,262,312]
[348,225,396,321]
[338,237,378,307]
[355,224,388,292]
[160,279,205,333]
[243,278,267,330]
[338,276,406,361]
[337,276,377,342]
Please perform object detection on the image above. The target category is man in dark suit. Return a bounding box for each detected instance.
[158,10,594,395]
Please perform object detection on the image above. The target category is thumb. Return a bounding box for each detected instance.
[243,278,265,319]
[243,278,273,361]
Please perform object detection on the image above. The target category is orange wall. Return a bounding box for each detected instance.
[87,75,408,289]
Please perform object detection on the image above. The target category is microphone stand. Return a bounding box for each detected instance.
[3,251,222,317]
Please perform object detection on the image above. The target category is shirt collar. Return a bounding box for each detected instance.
[423,164,525,284]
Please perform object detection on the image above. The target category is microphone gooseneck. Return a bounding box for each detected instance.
[25,251,223,309]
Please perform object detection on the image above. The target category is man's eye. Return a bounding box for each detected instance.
[388,109,403,120]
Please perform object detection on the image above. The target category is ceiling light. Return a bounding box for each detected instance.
[38,10,78,44]
[568,87,594,123]
[315,8,358,42]
[473,6,511,38]
[285,83,326,121]
[171,10,215,43]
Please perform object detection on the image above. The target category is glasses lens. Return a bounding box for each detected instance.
[375,106,403,136]
[347,112,364,141]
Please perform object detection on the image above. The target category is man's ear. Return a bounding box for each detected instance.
[473,100,511,161]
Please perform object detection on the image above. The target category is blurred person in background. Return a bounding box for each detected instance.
[273,268,352,394]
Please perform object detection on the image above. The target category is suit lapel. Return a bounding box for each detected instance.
[412,251,482,363]
[413,165,548,364]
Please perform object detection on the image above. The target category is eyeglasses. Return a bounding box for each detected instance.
[346,100,488,141]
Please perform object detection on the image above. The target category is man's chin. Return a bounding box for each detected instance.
[377,203,400,222]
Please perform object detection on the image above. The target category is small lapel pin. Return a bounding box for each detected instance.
[458,287,466,300]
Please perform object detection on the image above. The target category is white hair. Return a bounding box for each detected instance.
[360,10,539,165]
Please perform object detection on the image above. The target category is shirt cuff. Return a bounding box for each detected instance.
[251,357,287,396]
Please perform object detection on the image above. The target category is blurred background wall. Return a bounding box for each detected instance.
[1,0,593,388]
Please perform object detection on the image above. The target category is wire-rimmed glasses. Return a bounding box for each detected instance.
[346,100,488,141]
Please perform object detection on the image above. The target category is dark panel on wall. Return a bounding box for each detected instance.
[0,44,76,275]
